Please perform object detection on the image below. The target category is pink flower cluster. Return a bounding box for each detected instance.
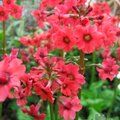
[31,0,118,54]
[0,0,22,21]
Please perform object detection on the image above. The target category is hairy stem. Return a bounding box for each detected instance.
[76,51,85,120]
[79,51,85,74]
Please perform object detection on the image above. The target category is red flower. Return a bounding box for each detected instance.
[3,0,15,7]
[41,0,62,8]
[34,47,48,64]
[90,2,111,16]
[58,63,85,86]
[20,35,41,47]
[32,9,46,28]
[56,63,85,96]
[100,21,117,47]
[20,36,33,46]
[59,96,82,120]
[0,6,8,21]
[97,58,119,81]
[52,26,77,51]
[20,50,30,62]
[75,25,103,53]
[61,79,79,96]
[9,4,22,19]
[22,104,46,120]
[0,56,26,102]
[15,74,32,106]
[34,82,54,103]
[101,48,111,59]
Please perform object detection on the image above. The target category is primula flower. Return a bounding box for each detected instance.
[34,47,48,64]
[0,6,8,21]
[9,4,22,19]
[97,58,119,81]
[61,79,79,96]
[34,82,54,103]
[3,0,16,7]
[32,9,46,28]
[20,50,30,62]
[52,27,77,51]
[15,74,32,106]
[75,25,103,53]
[59,96,82,120]
[100,21,117,47]
[22,104,46,120]
[16,88,28,106]
[20,36,33,46]
[90,2,111,16]
[20,35,41,47]
[41,0,62,8]
[58,63,85,86]
[0,56,26,102]
[101,48,111,59]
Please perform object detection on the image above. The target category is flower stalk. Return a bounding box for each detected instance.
[0,103,2,119]
[49,103,55,120]
[76,51,85,120]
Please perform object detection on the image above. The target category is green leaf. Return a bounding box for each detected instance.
[45,105,50,120]
[88,108,106,120]
[17,109,33,120]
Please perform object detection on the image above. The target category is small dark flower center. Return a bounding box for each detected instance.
[63,84,67,89]
[83,34,92,41]
[39,52,45,58]
[0,72,10,85]
[13,8,17,13]
[67,74,75,80]
[64,102,72,110]
[104,65,112,73]
[63,37,70,44]
[0,11,5,16]
[7,0,11,4]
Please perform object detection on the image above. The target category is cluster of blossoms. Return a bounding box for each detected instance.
[0,0,22,21]
[31,0,118,53]
[19,47,85,120]
[97,48,119,81]
[0,0,120,120]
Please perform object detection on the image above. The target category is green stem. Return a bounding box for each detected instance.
[76,51,85,120]
[2,21,6,54]
[75,112,79,120]
[49,103,55,120]
[0,103,2,119]
[91,52,96,83]
[79,51,85,74]
[54,101,58,120]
